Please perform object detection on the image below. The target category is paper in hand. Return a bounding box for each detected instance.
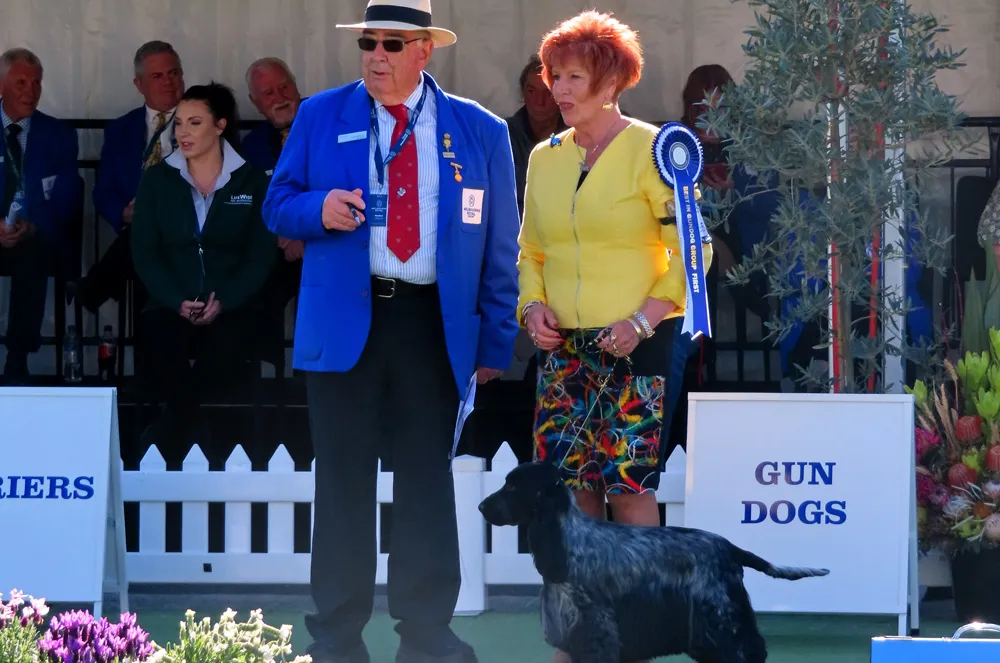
[450,372,478,470]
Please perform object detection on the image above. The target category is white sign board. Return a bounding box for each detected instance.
[0,387,127,617]
[683,393,917,636]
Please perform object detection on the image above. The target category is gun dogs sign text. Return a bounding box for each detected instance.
[682,393,914,630]
[741,461,847,526]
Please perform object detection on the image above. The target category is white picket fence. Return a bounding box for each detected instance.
[120,441,951,615]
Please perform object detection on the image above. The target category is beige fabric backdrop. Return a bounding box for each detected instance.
[0,0,997,376]
[1,0,996,122]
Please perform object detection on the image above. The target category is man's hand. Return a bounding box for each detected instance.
[322,189,366,232]
[0,221,33,249]
[122,198,136,227]
[476,367,504,384]
[282,238,305,262]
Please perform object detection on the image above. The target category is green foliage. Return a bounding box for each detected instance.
[699,0,971,392]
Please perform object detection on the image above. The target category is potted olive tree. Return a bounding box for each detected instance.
[700,0,967,393]
[698,0,985,620]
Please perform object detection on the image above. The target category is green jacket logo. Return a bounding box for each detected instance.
[226,194,253,206]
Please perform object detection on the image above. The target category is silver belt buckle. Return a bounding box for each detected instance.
[375,276,396,299]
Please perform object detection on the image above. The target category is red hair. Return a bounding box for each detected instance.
[538,10,643,100]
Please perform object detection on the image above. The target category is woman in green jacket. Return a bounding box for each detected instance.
[131,82,276,444]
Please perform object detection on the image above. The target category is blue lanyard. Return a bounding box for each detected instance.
[370,84,427,188]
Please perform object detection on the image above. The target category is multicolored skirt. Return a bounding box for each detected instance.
[532,329,666,495]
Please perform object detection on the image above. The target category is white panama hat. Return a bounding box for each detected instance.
[336,0,457,48]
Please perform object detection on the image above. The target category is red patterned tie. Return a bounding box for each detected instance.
[385,104,420,262]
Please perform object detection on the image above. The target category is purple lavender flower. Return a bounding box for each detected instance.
[39,609,154,662]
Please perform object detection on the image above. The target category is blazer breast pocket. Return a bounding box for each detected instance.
[458,181,487,233]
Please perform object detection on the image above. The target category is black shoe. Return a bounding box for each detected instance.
[396,638,478,663]
[65,277,114,313]
[307,643,370,663]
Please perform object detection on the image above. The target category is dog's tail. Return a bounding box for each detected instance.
[735,547,830,580]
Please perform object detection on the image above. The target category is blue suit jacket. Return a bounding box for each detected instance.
[263,74,521,393]
[241,122,281,174]
[241,97,309,174]
[0,109,81,256]
[92,106,147,233]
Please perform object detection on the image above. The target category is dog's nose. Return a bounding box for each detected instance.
[478,502,486,514]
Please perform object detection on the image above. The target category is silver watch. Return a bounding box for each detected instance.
[633,311,655,337]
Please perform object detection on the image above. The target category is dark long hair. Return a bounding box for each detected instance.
[180,82,242,152]
[681,64,734,129]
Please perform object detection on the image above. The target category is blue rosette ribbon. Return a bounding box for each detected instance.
[652,122,713,339]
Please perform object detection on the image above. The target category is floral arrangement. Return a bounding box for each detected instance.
[0,588,308,663]
[146,608,310,663]
[908,329,1000,555]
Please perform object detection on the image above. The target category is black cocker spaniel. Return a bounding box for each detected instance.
[479,461,830,663]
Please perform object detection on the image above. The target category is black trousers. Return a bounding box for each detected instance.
[79,226,147,312]
[0,232,48,357]
[257,251,302,361]
[140,307,258,414]
[304,284,461,655]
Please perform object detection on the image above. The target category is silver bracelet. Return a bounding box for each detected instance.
[521,300,543,323]
[633,311,655,338]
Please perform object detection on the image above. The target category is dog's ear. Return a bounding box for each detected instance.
[526,486,569,583]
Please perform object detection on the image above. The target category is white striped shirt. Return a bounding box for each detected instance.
[368,75,439,284]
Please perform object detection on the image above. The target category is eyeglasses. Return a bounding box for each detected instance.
[357,36,424,53]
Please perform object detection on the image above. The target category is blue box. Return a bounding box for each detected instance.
[871,623,1000,662]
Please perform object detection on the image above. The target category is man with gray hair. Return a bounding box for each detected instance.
[242,56,302,173]
[241,56,305,366]
[72,40,185,314]
[0,47,82,384]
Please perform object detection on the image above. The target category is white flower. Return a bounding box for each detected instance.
[945,494,972,518]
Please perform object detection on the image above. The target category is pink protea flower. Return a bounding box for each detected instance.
[929,485,951,508]
[916,473,937,505]
[916,428,941,460]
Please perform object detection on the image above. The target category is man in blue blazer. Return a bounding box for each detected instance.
[0,48,82,383]
[71,40,184,313]
[263,2,520,662]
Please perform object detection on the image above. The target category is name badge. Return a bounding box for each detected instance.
[338,131,368,143]
[369,194,389,227]
[461,188,484,225]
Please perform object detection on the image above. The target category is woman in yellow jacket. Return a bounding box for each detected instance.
[518,10,712,529]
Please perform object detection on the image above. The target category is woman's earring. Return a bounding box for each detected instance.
[602,101,613,111]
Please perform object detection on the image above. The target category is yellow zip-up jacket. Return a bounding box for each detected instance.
[516,120,713,330]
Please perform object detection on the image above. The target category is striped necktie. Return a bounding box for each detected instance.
[145,112,168,169]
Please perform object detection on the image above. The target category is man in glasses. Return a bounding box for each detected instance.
[263,2,520,663]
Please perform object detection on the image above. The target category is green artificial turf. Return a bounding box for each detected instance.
[132,608,966,662]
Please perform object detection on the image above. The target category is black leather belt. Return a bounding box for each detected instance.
[371,276,434,299]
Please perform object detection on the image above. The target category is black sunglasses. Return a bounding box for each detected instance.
[357,36,424,53]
